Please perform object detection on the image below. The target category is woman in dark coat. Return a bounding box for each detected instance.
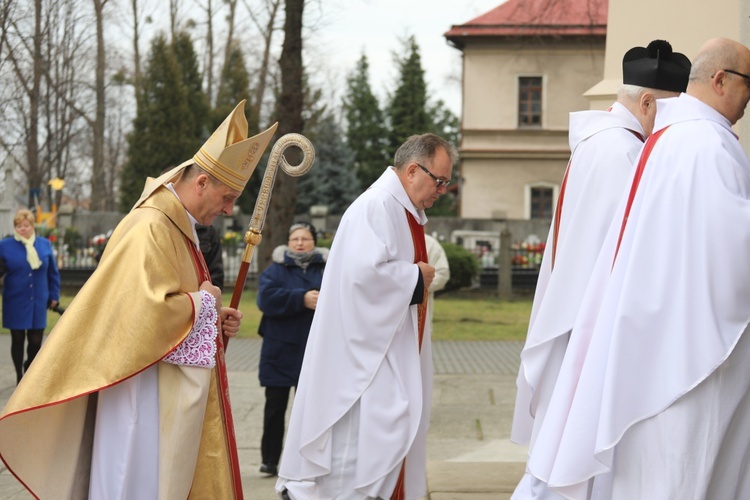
[256,221,327,476]
[0,209,60,383]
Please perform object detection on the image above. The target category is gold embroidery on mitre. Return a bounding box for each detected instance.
[241,142,262,171]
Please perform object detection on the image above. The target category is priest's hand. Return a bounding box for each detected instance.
[417,261,435,292]
[220,308,243,337]
[200,280,222,312]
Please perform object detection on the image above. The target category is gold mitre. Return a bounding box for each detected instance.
[132,100,277,210]
[194,100,277,191]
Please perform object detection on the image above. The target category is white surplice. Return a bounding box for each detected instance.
[277,167,433,500]
[537,93,750,499]
[511,103,645,499]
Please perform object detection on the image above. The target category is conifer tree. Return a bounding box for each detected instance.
[119,34,192,211]
[425,98,460,216]
[429,99,460,150]
[212,45,262,215]
[213,45,255,131]
[296,112,359,215]
[384,36,463,215]
[343,54,389,189]
[173,31,210,149]
[386,36,433,161]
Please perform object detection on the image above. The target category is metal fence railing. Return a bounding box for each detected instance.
[53,236,548,294]
[477,242,545,292]
[52,239,252,290]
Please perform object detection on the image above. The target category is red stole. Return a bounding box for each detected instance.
[391,210,429,500]
[405,209,428,349]
[613,126,669,265]
[552,129,644,269]
[186,237,244,499]
[551,160,571,270]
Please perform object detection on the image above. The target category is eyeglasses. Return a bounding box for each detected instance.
[722,69,750,86]
[289,237,313,243]
[416,163,451,189]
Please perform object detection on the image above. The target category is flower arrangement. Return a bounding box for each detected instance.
[511,241,546,268]
[36,226,58,242]
[222,230,244,245]
[89,230,113,261]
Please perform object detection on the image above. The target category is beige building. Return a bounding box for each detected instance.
[445,0,608,220]
[586,0,748,153]
[447,0,749,220]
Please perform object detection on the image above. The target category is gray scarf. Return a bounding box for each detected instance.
[286,249,317,272]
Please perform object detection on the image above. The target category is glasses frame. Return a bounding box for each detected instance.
[416,163,451,189]
[722,69,750,86]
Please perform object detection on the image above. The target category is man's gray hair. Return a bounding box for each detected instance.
[393,133,458,170]
[618,84,680,102]
[617,84,646,102]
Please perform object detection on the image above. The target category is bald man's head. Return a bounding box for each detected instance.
[687,38,750,124]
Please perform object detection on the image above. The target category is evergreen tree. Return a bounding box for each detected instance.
[385,36,462,216]
[343,54,389,189]
[429,99,459,150]
[120,34,192,211]
[173,31,210,149]
[213,45,260,215]
[386,36,433,161]
[426,99,461,216]
[296,112,359,215]
[213,45,255,131]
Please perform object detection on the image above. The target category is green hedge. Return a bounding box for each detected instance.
[316,237,477,291]
[442,242,478,291]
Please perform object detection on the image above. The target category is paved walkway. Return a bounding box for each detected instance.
[0,336,528,499]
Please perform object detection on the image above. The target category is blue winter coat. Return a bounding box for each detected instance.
[0,236,61,330]
[257,245,327,387]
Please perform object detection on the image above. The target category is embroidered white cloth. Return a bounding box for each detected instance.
[164,290,218,368]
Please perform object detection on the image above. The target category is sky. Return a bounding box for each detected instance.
[305,0,505,116]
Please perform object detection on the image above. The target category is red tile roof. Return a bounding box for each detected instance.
[445,0,608,46]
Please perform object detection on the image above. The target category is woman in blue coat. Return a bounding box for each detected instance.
[256,221,327,476]
[0,209,60,383]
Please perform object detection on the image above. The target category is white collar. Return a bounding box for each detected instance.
[165,183,200,246]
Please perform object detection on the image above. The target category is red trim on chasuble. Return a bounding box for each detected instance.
[551,160,571,270]
[186,238,244,500]
[391,210,429,500]
[613,126,669,265]
[552,129,643,270]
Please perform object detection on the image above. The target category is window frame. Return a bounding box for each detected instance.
[517,75,544,129]
[524,182,558,220]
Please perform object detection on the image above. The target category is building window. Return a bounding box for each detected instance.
[530,186,553,219]
[518,76,542,128]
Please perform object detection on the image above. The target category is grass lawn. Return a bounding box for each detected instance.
[432,293,532,341]
[40,289,533,341]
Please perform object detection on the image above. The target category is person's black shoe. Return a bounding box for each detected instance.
[259,463,278,476]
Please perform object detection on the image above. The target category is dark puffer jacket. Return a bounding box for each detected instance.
[257,245,327,387]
